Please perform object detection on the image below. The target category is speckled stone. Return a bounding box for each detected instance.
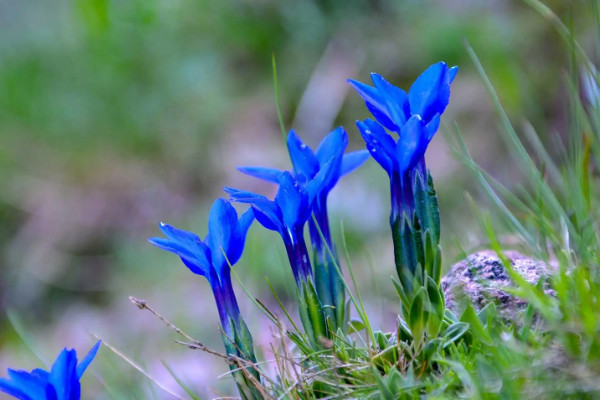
[441,250,555,318]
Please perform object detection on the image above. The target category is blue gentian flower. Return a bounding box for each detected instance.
[226,170,333,344]
[225,170,325,285]
[350,63,457,294]
[0,340,101,400]
[350,62,457,221]
[349,62,457,133]
[237,128,368,332]
[238,128,369,258]
[150,198,261,398]
[149,199,254,346]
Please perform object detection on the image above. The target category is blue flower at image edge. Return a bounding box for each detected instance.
[0,341,101,400]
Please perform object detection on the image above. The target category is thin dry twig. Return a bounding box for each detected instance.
[92,333,187,400]
[129,296,273,398]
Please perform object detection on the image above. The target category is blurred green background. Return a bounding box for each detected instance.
[0,0,593,398]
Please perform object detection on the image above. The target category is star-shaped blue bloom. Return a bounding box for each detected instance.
[350,62,457,172]
[349,61,457,134]
[238,128,369,255]
[0,341,101,400]
[150,199,261,396]
[350,62,457,219]
[225,170,326,284]
[149,198,254,338]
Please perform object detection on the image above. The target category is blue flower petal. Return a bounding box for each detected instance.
[349,77,400,131]
[237,166,282,184]
[396,115,426,172]
[30,369,49,381]
[347,79,386,111]
[0,369,47,400]
[149,223,212,277]
[224,187,267,202]
[226,187,284,233]
[408,62,452,122]
[229,208,254,265]
[250,205,282,232]
[366,102,399,132]
[76,341,101,379]
[340,150,370,177]
[356,119,396,174]
[275,172,308,228]
[156,223,203,258]
[371,73,410,127]
[449,66,458,83]
[48,349,79,400]
[312,127,347,194]
[424,113,441,142]
[179,257,208,276]
[314,127,347,166]
[207,199,239,275]
[287,130,319,178]
[45,385,58,400]
[148,237,198,265]
[1,344,100,400]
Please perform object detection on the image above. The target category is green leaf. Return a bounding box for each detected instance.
[374,331,390,350]
[397,317,413,342]
[422,338,442,362]
[441,322,470,348]
[298,279,328,348]
[426,276,444,337]
[392,277,411,317]
[460,303,493,345]
[373,368,396,400]
[349,319,366,333]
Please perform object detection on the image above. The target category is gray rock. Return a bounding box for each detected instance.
[442,250,555,318]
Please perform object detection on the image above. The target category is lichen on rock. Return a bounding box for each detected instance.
[442,250,556,319]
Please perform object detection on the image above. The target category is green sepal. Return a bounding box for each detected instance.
[431,243,442,285]
[392,277,410,318]
[391,214,425,297]
[412,170,441,246]
[314,251,334,323]
[234,319,258,363]
[298,278,328,348]
[441,322,470,348]
[426,171,441,245]
[425,276,445,337]
[460,303,493,345]
[221,318,262,400]
[313,247,346,334]
[423,230,443,285]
